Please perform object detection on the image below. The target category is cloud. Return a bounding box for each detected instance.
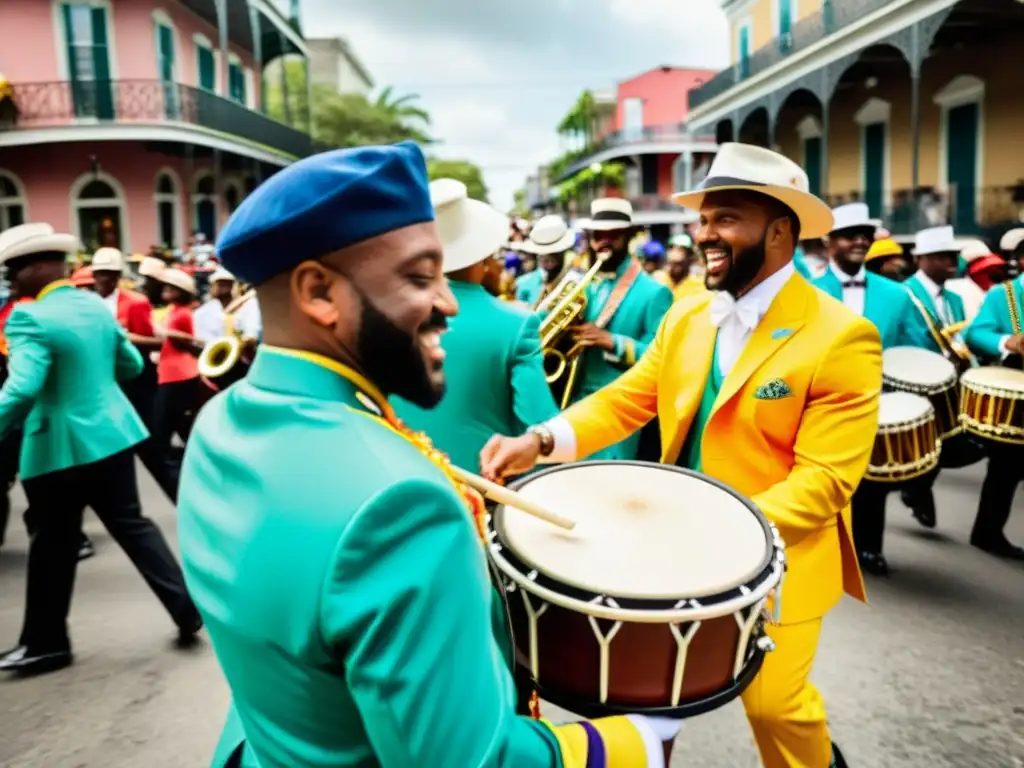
[302,0,729,209]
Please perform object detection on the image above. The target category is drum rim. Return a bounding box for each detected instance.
[960,379,1024,398]
[488,461,783,622]
[882,374,956,395]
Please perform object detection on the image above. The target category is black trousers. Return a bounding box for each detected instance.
[851,479,892,556]
[0,426,20,548]
[17,448,198,653]
[152,377,201,497]
[973,442,1023,543]
[123,361,179,503]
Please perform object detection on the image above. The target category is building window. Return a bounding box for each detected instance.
[775,0,797,52]
[192,171,218,239]
[623,98,644,140]
[737,20,752,79]
[194,34,216,92]
[228,55,246,104]
[0,171,27,233]
[223,179,243,213]
[153,10,178,119]
[154,169,180,248]
[71,173,126,251]
[61,2,114,119]
[796,116,823,197]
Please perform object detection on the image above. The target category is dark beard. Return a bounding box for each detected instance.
[704,233,767,297]
[600,245,630,272]
[356,291,447,409]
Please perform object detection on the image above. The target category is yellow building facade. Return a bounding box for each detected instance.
[691,0,1024,238]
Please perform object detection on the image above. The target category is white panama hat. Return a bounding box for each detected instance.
[999,228,1024,253]
[138,256,168,279]
[829,203,881,235]
[0,223,80,266]
[209,266,236,283]
[914,226,960,257]
[672,143,834,239]
[586,198,634,231]
[430,178,509,274]
[526,215,576,255]
[160,267,197,296]
[91,246,124,273]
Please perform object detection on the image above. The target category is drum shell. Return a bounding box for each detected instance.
[882,374,959,439]
[960,378,1024,446]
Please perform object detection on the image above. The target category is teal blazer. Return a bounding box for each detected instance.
[177,350,567,768]
[793,249,813,280]
[0,283,147,479]
[392,280,559,472]
[515,269,545,307]
[812,269,926,349]
[904,273,967,354]
[965,277,1024,361]
[575,261,672,460]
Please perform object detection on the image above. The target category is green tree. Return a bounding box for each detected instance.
[314,90,433,147]
[263,57,309,130]
[427,159,489,202]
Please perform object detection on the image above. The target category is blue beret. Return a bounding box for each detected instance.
[641,240,666,260]
[217,141,434,285]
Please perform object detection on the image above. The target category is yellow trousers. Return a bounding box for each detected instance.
[740,619,833,768]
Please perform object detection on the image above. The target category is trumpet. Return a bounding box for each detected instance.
[939,319,977,373]
[197,290,258,390]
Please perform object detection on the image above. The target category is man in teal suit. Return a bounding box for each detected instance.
[962,274,1024,560]
[393,179,559,472]
[569,199,672,460]
[181,143,678,767]
[812,204,928,576]
[514,215,578,309]
[0,224,201,677]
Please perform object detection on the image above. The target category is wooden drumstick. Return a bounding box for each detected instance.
[449,465,577,531]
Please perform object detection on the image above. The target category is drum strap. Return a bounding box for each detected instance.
[907,291,977,370]
[594,258,642,330]
[1006,282,1022,335]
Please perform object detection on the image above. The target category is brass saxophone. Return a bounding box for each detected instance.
[197,290,258,386]
[939,319,977,374]
[538,249,611,409]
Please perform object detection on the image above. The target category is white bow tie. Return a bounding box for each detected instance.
[709,291,759,331]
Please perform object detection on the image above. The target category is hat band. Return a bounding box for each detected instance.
[700,175,768,190]
[591,210,632,223]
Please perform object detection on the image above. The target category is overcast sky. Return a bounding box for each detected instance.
[301,0,730,211]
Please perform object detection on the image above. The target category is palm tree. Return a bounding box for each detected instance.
[374,86,431,128]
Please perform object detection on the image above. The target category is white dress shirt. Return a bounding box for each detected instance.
[103,288,119,317]
[829,262,866,317]
[193,297,263,343]
[944,277,985,322]
[542,262,797,462]
[913,271,950,324]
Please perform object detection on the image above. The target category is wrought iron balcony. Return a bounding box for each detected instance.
[0,80,314,159]
[689,0,894,110]
[554,123,716,182]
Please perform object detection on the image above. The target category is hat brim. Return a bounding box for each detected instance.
[967,254,1007,273]
[586,219,633,232]
[0,233,81,266]
[914,247,962,258]
[672,183,835,240]
[1000,229,1024,252]
[529,229,577,255]
[829,219,882,235]
[441,198,510,274]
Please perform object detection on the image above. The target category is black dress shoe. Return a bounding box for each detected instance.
[78,537,95,561]
[858,550,889,577]
[970,537,1024,561]
[831,741,849,768]
[901,490,936,528]
[0,646,73,676]
[176,614,204,648]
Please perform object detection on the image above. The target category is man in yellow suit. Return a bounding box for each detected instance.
[481,143,881,768]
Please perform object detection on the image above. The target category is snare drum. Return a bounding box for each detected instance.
[487,461,785,719]
[959,367,1024,445]
[865,392,941,483]
[882,347,960,439]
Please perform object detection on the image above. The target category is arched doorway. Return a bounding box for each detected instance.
[71,172,127,251]
[0,170,27,232]
[222,178,244,216]
[192,171,217,240]
[154,168,181,248]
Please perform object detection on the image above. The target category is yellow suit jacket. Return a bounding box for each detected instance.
[562,273,880,624]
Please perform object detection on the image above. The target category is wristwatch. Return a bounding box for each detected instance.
[527,425,555,457]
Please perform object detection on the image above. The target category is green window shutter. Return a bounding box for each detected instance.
[90,5,113,119]
[804,137,822,197]
[229,63,245,103]
[738,26,751,79]
[62,4,84,116]
[157,24,174,82]
[198,47,216,91]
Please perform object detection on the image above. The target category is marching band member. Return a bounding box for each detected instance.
[947,243,1010,322]
[963,270,1024,560]
[393,179,559,472]
[0,224,200,677]
[812,203,926,575]
[1000,228,1024,280]
[177,143,676,768]
[900,226,970,530]
[193,267,263,345]
[514,215,577,308]
[69,266,95,289]
[569,199,673,461]
[656,233,706,302]
[481,144,880,768]
[864,238,911,282]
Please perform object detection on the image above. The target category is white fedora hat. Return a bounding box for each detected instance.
[914,225,960,257]
[91,246,124,273]
[526,215,575,255]
[672,143,834,239]
[138,255,167,279]
[829,203,880,235]
[160,267,197,296]
[1000,227,1024,253]
[430,178,509,274]
[209,266,235,283]
[0,223,80,267]
[587,198,634,231]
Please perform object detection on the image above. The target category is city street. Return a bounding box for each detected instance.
[0,461,1022,768]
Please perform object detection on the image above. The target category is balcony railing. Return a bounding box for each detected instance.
[1,80,314,159]
[554,123,716,182]
[689,0,894,110]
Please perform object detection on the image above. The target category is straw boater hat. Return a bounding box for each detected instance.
[430,178,509,274]
[999,228,1024,253]
[828,202,880,235]
[0,223,80,266]
[209,266,235,284]
[160,267,197,296]
[914,226,960,257]
[672,143,834,240]
[138,255,168,279]
[91,246,124,273]
[525,215,576,255]
[586,199,634,231]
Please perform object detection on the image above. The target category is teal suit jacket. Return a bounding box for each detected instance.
[0,282,147,479]
[177,350,566,768]
[515,269,545,307]
[812,269,926,349]
[575,260,673,460]
[965,277,1024,361]
[905,273,967,354]
[392,280,559,472]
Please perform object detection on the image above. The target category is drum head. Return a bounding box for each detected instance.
[883,346,956,389]
[497,462,772,601]
[878,391,934,426]
[961,366,1024,391]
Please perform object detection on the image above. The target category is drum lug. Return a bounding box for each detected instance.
[756,635,776,653]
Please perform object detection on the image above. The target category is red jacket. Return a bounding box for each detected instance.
[116,289,156,337]
[0,297,34,357]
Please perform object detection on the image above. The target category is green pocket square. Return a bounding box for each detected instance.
[754,378,792,400]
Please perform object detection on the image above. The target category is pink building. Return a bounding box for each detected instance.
[0,0,313,252]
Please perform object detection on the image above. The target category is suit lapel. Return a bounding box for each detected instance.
[907,275,940,322]
[816,269,842,302]
[712,274,811,415]
[663,308,717,464]
[864,273,886,335]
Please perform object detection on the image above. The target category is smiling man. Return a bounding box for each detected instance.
[481,143,883,768]
[177,143,677,768]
